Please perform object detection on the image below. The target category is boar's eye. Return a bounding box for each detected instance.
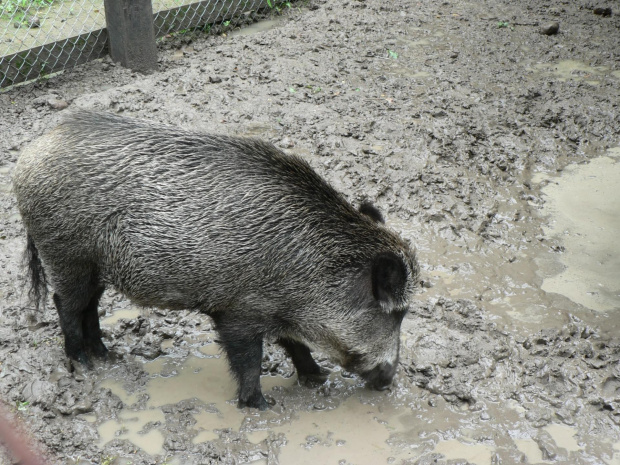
[371,251,407,313]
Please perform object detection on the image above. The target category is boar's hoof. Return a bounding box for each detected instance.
[75,353,93,370]
[299,368,330,387]
[238,393,271,410]
[89,340,109,359]
[67,357,91,378]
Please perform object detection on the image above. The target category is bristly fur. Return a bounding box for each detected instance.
[13,110,420,409]
[359,201,385,224]
[25,234,48,311]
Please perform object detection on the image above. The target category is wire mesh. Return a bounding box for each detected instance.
[0,0,277,89]
[152,0,271,39]
[0,0,106,88]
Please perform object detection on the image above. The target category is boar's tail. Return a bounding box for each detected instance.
[25,234,48,311]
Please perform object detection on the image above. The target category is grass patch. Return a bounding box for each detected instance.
[266,0,292,13]
[1,0,54,22]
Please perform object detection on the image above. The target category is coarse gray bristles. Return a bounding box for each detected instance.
[14,110,420,407]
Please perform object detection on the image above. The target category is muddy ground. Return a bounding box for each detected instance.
[1,0,620,463]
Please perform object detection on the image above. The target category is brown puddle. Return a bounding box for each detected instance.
[95,331,422,462]
[388,147,620,336]
[93,335,607,464]
[529,59,620,85]
[537,147,620,314]
[273,396,410,464]
[98,409,166,456]
[100,308,142,326]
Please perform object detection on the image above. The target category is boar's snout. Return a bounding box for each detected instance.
[362,361,397,391]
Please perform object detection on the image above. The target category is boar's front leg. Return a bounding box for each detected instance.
[278,338,330,386]
[212,314,269,410]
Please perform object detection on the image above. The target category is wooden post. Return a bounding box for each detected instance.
[103,0,158,73]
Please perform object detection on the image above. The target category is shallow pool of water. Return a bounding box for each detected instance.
[538,147,620,313]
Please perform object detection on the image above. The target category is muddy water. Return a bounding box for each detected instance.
[94,296,615,465]
[391,146,620,337]
[94,333,465,464]
[96,328,426,464]
[390,207,561,334]
[101,308,141,326]
[530,60,614,86]
[537,147,620,315]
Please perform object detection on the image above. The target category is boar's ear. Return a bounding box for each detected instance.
[359,201,384,224]
[371,251,407,312]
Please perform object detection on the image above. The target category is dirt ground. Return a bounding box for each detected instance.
[1,0,620,464]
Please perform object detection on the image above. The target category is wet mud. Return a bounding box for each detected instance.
[1,0,620,463]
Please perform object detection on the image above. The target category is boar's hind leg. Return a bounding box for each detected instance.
[53,272,105,367]
[81,287,107,358]
[212,315,269,410]
[278,338,330,386]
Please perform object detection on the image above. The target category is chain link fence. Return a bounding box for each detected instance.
[0,0,106,88]
[0,0,280,89]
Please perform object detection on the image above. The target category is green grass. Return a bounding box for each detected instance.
[100,456,116,465]
[1,0,54,22]
[17,400,30,412]
[266,0,292,13]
